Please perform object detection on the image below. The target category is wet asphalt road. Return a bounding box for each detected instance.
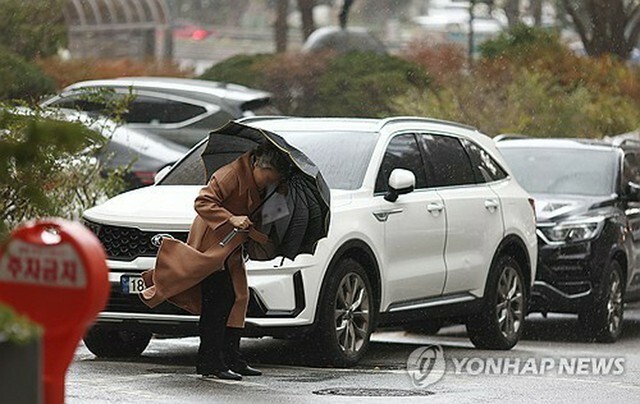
[67,302,640,403]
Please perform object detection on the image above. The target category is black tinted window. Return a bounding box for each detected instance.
[126,96,207,124]
[49,95,107,115]
[461,138,508,183]
[375,134,427,193]
[418,134,475,187]
[160,143,208,185]
[49,92,207,125]
[623,153,640,185]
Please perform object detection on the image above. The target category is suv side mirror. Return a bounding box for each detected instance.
[384,168,415,202]
[154,165,172,184]
[628,181,640,202]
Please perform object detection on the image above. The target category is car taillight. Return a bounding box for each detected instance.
[133,171,155,186]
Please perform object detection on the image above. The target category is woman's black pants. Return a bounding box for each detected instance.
[196,268,235,374]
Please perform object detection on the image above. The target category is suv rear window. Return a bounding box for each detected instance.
[418,134,476,187]
[461,138,508,183]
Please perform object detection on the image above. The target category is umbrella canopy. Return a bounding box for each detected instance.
[202,121,331,261]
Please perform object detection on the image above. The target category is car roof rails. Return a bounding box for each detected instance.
[236,115,292,124]
[610,136,640,148]
[493,133,530,142]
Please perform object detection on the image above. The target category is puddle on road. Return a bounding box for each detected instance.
[313,387,434,397]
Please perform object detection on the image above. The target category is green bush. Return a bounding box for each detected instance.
[0,304,42,345]
[199,53,274,89]
[0,107,125,240]
[392,68,640,138]
[312,52,431,117]
[0,0,66,60]
[200,51,430,118]
[479,24,563,60]
[0,47,56,101]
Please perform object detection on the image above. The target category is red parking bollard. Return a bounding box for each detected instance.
[0,219,109,404]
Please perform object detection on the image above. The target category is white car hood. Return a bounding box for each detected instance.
[84,185,200,231]
[84,185,353,231]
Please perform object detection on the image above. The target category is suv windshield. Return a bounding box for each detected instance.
[499,146,618,196]
[160,130,378,190]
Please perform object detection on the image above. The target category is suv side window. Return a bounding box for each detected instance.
[49,93,207,125]
[418,134,475,187]
[375,133,428,193]
[623,152,640,187]
[460,138,508,183]
[49,95,107,115]
[126,96,207,124]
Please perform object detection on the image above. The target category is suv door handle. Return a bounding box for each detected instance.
[484,199,500,211]
[427,203,444,213]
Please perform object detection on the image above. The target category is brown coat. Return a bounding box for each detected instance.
[140,152,268,327]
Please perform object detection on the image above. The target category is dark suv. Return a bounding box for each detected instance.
[497,137,640,342]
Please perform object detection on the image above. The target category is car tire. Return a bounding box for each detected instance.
[578,260,624,343]
[83,327,152,358]
[403,319,443,335]
[466,255,526,350]
[311,259,375,367]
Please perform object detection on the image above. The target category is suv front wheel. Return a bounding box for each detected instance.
[579,260,624,343]
[312,259,374,367]
[83,327,152,358]
[466,255,526,350]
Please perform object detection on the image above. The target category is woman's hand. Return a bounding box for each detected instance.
[229,215,253,230]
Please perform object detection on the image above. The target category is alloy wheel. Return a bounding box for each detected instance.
[496,266,524,339]
[334,273,370,355]
[607,269,624,335]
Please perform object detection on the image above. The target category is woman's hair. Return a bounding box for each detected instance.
[253,141,292,179]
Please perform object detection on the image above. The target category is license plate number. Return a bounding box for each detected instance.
[121,275,145,294]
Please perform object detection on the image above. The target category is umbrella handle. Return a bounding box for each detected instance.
[219,227,249,247]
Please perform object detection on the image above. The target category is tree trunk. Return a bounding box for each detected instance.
[562,0,635,60]
[531,0,542,27]
[275,0,289,53]
[504,0,520,28]
[297,0,316,41]
[339,0,354,29]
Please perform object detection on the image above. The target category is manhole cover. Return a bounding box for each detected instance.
[313,388,434,397]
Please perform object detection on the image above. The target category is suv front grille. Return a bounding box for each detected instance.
[83,219,188,261]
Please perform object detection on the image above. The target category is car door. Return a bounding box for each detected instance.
[418,133,504,295]
[375,133,447,307]
[622,152,640,294]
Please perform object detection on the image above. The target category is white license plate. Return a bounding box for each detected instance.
[120,275,145,294]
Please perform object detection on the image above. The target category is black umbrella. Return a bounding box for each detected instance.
[201,121,331,261]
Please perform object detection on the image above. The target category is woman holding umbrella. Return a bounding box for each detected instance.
[140,121,330,381]
[193,141,291,380]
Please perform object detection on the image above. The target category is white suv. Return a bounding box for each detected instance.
[82,117,537,366]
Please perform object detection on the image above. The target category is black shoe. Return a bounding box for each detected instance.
[202,369,243,381]
[230,364,262,376]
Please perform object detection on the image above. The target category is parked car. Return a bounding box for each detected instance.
[41,77,280,148]
[81,116,537,365]
[43,108,188,189]
[496,136,640,342]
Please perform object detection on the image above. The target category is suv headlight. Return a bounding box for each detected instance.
[538,217,605,243]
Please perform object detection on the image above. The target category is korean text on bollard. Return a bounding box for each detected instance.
[0,219,110,404]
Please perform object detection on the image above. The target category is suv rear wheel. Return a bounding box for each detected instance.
[466,255,526,350]
[83,327,152,358]
[312,259,374,367]
[579,260,624,343]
